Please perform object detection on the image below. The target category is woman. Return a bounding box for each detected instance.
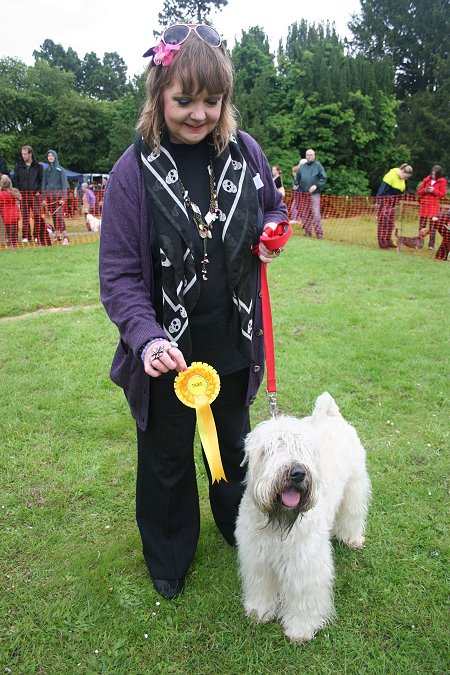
[376,163,413,249]
[417,165,447,250]
[271,165,285,198]
[81,182,96,220]
[42,150,69,244]
[99,23,288,600]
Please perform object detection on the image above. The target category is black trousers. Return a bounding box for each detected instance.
[21,192,44,241]
[136,368,250,580]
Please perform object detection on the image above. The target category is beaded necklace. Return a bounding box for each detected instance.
[178,151,219,281]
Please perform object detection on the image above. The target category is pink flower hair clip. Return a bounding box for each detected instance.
[143,41,180,67]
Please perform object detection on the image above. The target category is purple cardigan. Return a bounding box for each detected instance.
[99,131,288,430]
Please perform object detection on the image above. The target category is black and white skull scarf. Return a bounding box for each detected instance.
[136,133,260,359]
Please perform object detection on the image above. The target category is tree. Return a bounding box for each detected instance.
[82,51,129,100]
[275,21,402,193]
[106,95,142,167]
[348,0,450,97]
[396,54,450,182]
[157,0,228,31]
[33,39,129,100]
[0,58,78,164]
[33,39,83,90]
[231,27,283,159]
[50,94,113,172]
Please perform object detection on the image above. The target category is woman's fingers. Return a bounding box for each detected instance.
[143,342,187,377]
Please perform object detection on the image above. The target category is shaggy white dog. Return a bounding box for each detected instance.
[235,392,371,643]
[86,213,101,233]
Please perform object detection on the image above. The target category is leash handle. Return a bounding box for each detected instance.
[252,220,292,254]
[260,221,292,250]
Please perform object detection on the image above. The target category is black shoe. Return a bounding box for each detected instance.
[152,577,185,599]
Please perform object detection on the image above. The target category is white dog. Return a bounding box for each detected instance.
[235,392,371,643]
[86,213,101,233]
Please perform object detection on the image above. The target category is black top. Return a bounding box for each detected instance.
[151,137,249,375]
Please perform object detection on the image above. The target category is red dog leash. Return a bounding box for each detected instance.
[253,221,292,416]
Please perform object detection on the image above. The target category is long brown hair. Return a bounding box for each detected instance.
[137,34,237,155]
[431,165,443,179]
[0,176,21,201]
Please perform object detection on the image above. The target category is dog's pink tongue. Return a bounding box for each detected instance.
[281,490,301,508]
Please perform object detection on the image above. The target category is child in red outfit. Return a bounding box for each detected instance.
[0,176,21,247]
[417,165,447,250]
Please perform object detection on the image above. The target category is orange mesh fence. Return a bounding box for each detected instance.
[1,189,448,254]
[0,188,104,249]
[285,191,450,253]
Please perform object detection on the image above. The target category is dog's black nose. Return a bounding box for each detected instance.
[290,465,306,483]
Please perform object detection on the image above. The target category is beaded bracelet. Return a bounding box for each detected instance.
[140,339,179,363]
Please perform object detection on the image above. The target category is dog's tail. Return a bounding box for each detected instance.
[313,391,340,420]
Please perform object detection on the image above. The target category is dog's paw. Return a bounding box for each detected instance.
[345,536,365,549]
[284,626,317,643]
[245,605,277,623]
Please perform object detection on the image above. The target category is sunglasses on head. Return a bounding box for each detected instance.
[162,23,222,48]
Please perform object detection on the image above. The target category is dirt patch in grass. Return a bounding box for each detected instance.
[0,303,101,322]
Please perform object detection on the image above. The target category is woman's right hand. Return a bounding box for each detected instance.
[143,340,187,378]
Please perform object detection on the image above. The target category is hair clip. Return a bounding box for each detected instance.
[143,41,180,67]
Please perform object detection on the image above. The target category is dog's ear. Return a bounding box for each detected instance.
[313,392,340,420]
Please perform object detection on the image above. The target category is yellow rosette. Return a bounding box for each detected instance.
[174,362,226,483]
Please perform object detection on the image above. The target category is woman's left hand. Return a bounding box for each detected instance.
[258,223,285,263]
[258,240,285,263]
[143,340,187,378]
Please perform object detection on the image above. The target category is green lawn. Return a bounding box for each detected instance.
[0,240,447,673]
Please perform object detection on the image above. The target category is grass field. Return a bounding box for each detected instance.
[0,239,448,674]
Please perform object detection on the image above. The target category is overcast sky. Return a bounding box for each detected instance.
[2,0,361,78]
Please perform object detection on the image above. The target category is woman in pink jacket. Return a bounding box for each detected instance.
[417,165,447,250]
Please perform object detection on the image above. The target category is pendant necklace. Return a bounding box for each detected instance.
[179,151,219,281]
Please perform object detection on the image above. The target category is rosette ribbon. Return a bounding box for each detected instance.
[174,362,226,483]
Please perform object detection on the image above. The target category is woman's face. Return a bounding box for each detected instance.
[162,80,223,145]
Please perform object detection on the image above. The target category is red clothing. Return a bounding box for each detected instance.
[0,190,20,225]
[434,211,450,261]
[417,176,447,217]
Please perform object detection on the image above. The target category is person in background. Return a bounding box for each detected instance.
[290,159,308,225]
[296,149,327,239]
[376,163,413,249]
[271,166,285,198]
[417,165,447,250]
[12,145,45,244]
[289,164,299,222]
[42,150,69,245]
[0,157,7,245]
[0,175,21,248]
[99,22,288,601]
[81,182,96,220]
[420,207,450,261]
[0,157,11,177]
